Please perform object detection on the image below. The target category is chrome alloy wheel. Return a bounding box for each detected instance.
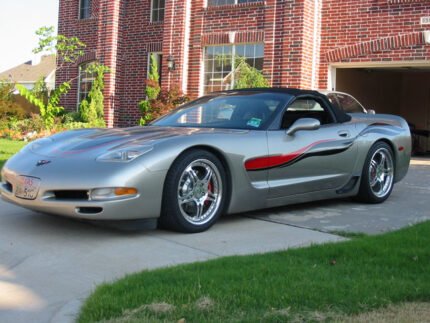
[368,147,394,198]
[177,159,223,226]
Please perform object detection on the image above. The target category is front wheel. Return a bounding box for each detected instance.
[159,150,227,233]
[356,142,395,203]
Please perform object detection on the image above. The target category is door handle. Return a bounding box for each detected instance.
[338,130,350,138]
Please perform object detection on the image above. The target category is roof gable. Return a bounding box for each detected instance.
[0,55,56,83]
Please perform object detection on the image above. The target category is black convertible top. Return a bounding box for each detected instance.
[213,87,352,124]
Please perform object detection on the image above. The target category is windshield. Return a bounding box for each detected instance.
[153,92,290,130]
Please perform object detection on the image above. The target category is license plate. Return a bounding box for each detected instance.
[15,176,41,200]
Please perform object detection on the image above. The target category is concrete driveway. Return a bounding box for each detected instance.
[0,201,342,323]
[0,161,428,323]
[248,162,430,234]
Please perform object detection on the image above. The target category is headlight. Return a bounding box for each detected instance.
[20,138,53,153]
[96,145,153,162]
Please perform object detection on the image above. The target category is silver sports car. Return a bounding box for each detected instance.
[1,88,411,232]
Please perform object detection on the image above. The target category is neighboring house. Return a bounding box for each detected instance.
[57,0,430,144]
[0,55,56,91]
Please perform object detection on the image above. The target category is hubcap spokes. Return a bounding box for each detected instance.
[177,159,222,225]
[368,148,394,198]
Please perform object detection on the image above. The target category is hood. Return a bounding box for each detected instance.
[29,126,246,158]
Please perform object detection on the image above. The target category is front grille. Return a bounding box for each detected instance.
[53,190,89,201]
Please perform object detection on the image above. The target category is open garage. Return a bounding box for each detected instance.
[333,65,430,154]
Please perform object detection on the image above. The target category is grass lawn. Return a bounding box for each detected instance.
[78,221,430,322]
[0,139,26,172]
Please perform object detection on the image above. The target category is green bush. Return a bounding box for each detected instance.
[0,82,27,120]
[79,62,109,127]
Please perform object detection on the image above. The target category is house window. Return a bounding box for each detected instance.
[77,62,95,107]
[79,0,92,19]
[151,0,165,23]
[147,52,163,84]
[203,43,264,94]
[208,0,261,6]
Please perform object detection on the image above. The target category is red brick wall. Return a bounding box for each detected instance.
[185,0,320,95]
[58,0,430,127]
[58,0,322,126]
[117,0,164,126]
[319,0,430,89]
[57,0,100,113]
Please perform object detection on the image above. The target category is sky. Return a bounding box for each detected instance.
[0,0,59,73]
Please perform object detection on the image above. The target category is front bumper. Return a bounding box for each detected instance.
[1,153,166,221]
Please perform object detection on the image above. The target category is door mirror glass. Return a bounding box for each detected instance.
[286,118,320,136]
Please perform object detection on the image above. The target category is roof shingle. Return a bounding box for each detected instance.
[0,55,56,83]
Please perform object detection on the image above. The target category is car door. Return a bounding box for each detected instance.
[266,96,359,198]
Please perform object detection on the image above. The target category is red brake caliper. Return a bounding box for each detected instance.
[205,181,213,205]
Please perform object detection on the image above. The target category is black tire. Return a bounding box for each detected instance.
[356,142,395,203]
[159,149,228,233]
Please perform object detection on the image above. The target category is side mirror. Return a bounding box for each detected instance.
[286,118,320,136]
[367,109,376,115]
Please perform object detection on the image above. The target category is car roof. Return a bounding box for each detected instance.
[209,87,323,98]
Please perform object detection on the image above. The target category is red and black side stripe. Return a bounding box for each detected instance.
[245,139,353,171]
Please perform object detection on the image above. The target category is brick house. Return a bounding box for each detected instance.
[58,0,430,143]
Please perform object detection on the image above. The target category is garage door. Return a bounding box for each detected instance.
[335,67,430,154]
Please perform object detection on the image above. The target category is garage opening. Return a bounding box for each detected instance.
[334,67,430,155]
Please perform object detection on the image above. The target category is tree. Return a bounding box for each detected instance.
[79,62,109,126]
[0,82,26,120]
[17,82,70,130]
[17,26,87,130]
[33,26,86,66]
[215,54,270,90]
[232,57,269,89]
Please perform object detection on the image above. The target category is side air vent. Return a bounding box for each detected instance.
[336,176,359,194]
[76,207,103,214]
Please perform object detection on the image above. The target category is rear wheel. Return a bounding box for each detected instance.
[357,142,395,203]
[159,150,227,233]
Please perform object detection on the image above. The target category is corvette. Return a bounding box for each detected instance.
[1,88,411,232]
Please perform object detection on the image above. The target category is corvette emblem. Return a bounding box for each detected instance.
[36,160,51,167]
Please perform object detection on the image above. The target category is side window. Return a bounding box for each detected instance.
[281,98,333,129]
[287,99,324,112]
[327,93,342,111]
[336,94,364,113]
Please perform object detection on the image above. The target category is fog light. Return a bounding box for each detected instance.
[91,187,138,201]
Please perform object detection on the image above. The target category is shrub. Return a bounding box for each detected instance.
[150,86,189,120]
[79,62,109,127]
[0,82,27,120]
[138,54,161,126]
